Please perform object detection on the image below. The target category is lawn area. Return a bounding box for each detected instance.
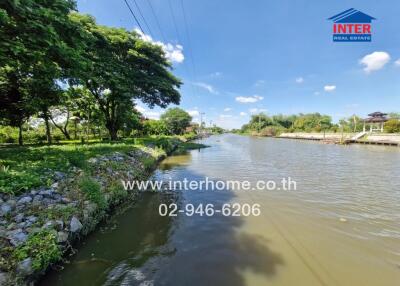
[0,137,180,195]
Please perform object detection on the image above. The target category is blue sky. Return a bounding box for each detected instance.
[76,0,400,129]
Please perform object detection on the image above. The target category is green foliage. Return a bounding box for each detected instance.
[293,113,332,132]
[69,13,181,140]
[181,132,198,141]
[78,176,105,208]
[0,2,182,144]
[140,157,156,171]
[337,115,364,133]
[143,119,169,135]
[178,142,209,150]
[384,119,400,133]
[0,0,87,145]
[259,126,284,137]
[210,125,224,134]
[241,112,334,134]
[14,230,61,271]
[108,181,128,203]
[0,142,146,194]
[39,205,77,223]
[160,108,192,135]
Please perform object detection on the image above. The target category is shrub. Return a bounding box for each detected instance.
[14,230,61,271]
[108,181,128,203]
[384,119,400,133]
[140,157,156,170]
[78,177,105,208]
[259,126,282,137]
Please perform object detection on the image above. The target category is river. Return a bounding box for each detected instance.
[39,134,400,286]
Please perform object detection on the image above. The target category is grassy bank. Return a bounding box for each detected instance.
[0,137,190,195]
[0,136,205,285]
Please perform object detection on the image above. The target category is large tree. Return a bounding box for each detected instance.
[160,108,192,135]
[0,0,87,144]
[70,14,182,140]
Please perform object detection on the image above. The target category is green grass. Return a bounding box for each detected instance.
[179,142,209,150]
[0,137,180,195]
[13,230,61,271]
[78,176,105,209]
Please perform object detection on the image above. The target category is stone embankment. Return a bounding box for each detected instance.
[0,140,181,285]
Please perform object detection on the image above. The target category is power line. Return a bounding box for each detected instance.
[166,0,198,99]
[167,0,183,44]
[123,0,145,34]
[145,0,167,43]
[131,0,154,37]
[180,0,198,85]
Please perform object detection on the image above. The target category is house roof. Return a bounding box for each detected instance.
[364,117,388,123]
[328,8,376,23]
[368,112,387,117]
[364,111,388,123]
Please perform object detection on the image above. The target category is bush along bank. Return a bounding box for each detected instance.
[0,138,183,285]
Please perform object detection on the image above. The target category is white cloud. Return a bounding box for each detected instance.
[219,114,232,118]
[143,111,161,119]
[187,110,200,117]
[254,80,266,87]
[135,105,160,119]
[239,112,247,116]
[135,105,146,113]
[395,59,400,66]
[135,28,184,64]
[223,107,232,112]
[295,77,304,83]
[215,115,246,130]
[249,108,267,114]
[235,95,263,103]
[359,51,390,73]
[192,82,218,94]
[345,103,360,109]
[28,117,44,128]
[324,85,336,92]
[210,72,222,77]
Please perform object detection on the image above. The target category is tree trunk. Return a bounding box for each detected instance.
[50,117,71,140]
[106,121,118,140]
[109,128,118,141]
[18,123,23,146]
[43,111,52,144]
[74,121,77,140]
[63,130,71,140]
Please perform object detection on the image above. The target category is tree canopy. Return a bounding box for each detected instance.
[160,108,192,135]
[0,1,182,144]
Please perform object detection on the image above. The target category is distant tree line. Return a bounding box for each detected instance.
[0,0,182,145]
[238,112,400,136]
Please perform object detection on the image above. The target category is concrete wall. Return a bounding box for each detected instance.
[279,132,355,140]
[279,132,400,143]
[367,134,400,143]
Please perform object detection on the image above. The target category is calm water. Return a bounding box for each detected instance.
[40,134,400,286]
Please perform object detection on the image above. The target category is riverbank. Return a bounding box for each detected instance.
[0,137,205,285]
[278,132,400,146]
[37,134,400,286]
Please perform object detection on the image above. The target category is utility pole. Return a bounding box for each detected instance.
[200,112,205,135]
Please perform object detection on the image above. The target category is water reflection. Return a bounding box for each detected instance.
[40,193,176,285]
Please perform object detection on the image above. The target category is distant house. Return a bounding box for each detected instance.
[185,123,199,133]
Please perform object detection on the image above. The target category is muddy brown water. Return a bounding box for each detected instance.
[39,134,400,286]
